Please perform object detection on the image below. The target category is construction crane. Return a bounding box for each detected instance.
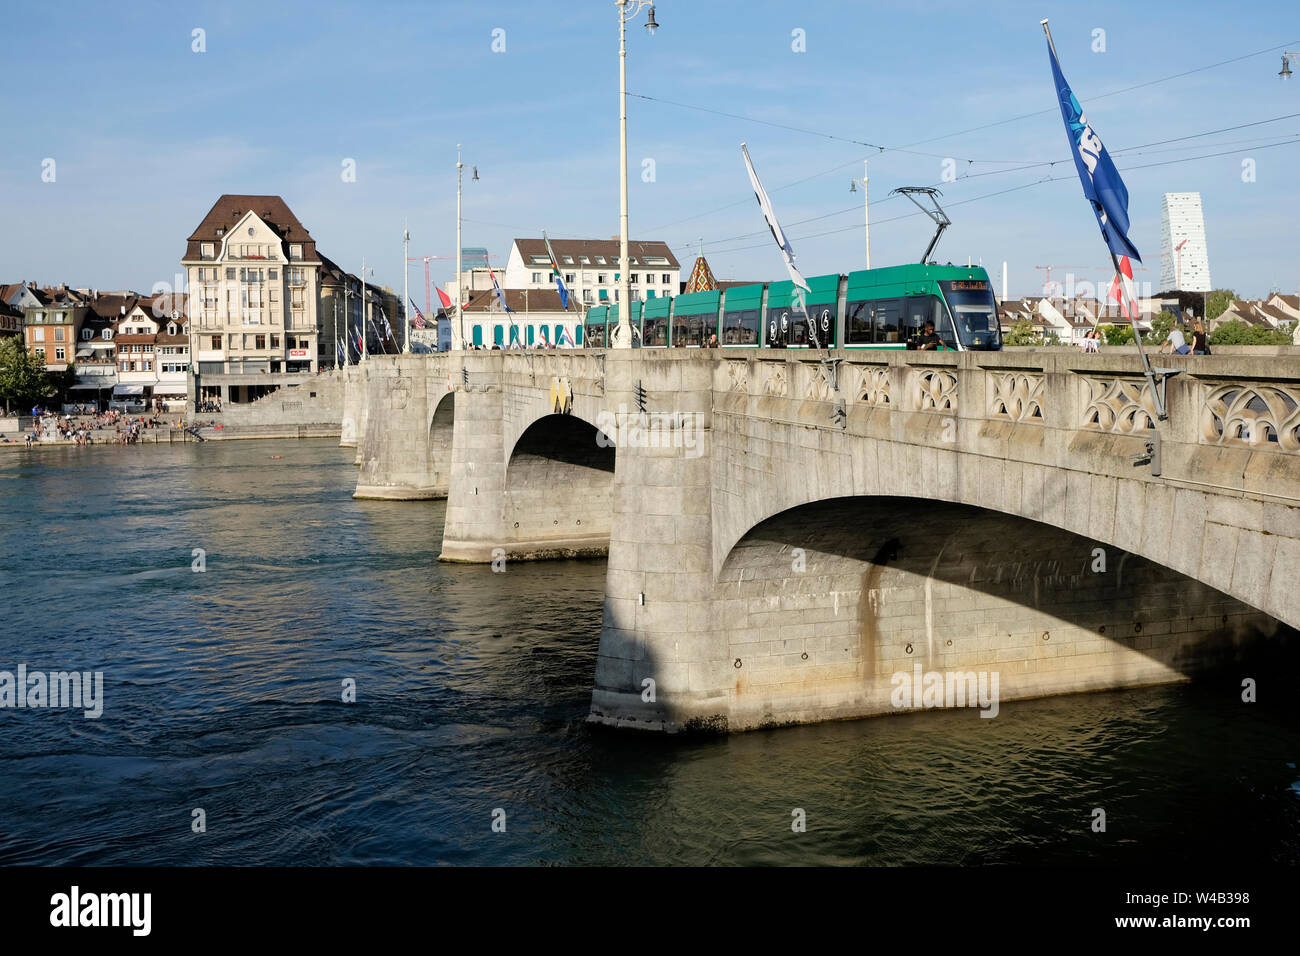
[407,253,502,315]
[407,255,455,316]
[1173,239,1188,290]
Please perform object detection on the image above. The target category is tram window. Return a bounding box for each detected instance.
[874,299,902,343]
[765,310,787,348]
[931,297,957,349]
[642,315,668,346]
[846,300,872,344]
[809,306,834,347]
[672,312,705,347]
[900,297,929,343]
[788,309,810,346]
[722,309,760,345]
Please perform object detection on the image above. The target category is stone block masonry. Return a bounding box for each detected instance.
[349,348,1300,732]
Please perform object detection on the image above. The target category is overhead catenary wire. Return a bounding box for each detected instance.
[637,37,1300,234]
[696,137,1300,259]
[668,114,1300,252]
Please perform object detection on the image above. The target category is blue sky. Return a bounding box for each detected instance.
[1,0,1297,300]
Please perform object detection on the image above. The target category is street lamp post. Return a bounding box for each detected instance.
[1280,52,1298,79]
[403,221,411,354]
[614,0,659,349]
[456,145,465,351]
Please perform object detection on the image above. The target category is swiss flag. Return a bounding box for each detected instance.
[1108,256,1136,320]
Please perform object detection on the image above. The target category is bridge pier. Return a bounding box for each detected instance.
[354,355,452,500]
[589,356,728,730]
[339,364,360,448]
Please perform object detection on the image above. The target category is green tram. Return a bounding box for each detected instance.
[582,263,1001,351]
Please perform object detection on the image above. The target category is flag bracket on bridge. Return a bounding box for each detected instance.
[1129,429,1162,477]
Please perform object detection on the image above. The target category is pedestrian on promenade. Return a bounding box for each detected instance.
[1191,321,1211,356]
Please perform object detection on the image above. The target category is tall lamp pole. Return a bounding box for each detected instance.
[360,256,368,361]
[614,0,659,349]
[456,145,464,351]
[403,220,411,353]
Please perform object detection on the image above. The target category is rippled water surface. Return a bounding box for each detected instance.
[0,439,1297,865]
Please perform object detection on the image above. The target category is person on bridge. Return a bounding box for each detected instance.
[1158,322,1191,355]
[1191,320,1210,356]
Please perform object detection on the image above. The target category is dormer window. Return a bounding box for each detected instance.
[290,244,302,261]
[102,329,112,340]
[167,323,177,335]
[201,242,215,259]
[82,329,92,340]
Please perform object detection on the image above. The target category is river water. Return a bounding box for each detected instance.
[0,438,1297,866]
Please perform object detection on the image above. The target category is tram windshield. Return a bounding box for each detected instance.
[939,280,1002,350]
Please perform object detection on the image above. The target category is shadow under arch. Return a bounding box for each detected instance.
[714,495,1291,730]
[427,389,455,497]
[501,413,615,560]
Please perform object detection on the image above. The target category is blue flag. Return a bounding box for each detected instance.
[489,267,514,313]
[1047,36,1141,263]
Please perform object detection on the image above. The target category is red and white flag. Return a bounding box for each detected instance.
[1108,255,1137,320]
[436,287,453,311]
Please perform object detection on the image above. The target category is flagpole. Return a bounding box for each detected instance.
[1043,17,1169,421]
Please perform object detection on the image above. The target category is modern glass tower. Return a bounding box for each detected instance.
[1160,192,1212,292]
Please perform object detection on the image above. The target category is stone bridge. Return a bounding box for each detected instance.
[341,348,1300,732]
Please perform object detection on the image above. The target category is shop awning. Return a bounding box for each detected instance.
[112,385,145,396]
[152,384,188,395]
[88,340,116,350]
[70,381,114,390]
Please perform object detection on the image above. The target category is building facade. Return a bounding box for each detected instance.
[181,195,322,405]
[1160,192,1212,292]
[503,238,680,308]
[23,287,90,372]
[460,287,582,349]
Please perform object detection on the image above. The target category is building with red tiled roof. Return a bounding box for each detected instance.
[181,195,327,404]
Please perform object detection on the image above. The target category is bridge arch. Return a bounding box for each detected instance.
[710,427,1300,631]
[500,413,615,559]
[713,494,1287,730]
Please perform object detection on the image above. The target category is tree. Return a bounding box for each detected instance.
[0,337,56,413]
[1003,318,1041,346]
[1099,323,1133,346]
[1209,320,1293,346]
[1205,289,1237,322]
[1043,330,1063,347]
[1145,311,1176,347]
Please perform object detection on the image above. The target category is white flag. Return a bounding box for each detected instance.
[741,142,810,296]
[742,142,820,344]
